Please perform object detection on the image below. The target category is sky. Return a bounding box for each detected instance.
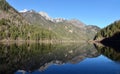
[6,0,120,28]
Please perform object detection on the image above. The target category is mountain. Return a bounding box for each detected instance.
[0,0,29,40]
[0,0,28,26]
[21,10,100,41]
[0,0,57,41]
[0,0,100,42]
[67,19,85,28]
[94,20,120,41]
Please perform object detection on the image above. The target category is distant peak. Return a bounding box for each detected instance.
[28,9,36,13]
[19,9,36,13]
[68,19,86,27]
[19,9,28,13]
[53,18,65,22]
[39,11,66,22]
[39,11,56,22]
[39,11,50,19]
[69,19,83,23]
[39,11,48,16]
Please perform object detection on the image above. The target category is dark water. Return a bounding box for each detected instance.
[0,43,120,74]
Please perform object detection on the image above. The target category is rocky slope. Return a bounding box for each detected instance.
[21,10,100,41]
[0,0,100,41]
[0,0,29,40]
[0,0,58,41]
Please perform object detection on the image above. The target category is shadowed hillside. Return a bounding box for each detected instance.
[100,32,120,52]
[94,20,120,41]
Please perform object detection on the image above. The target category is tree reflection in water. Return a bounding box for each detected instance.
[0,42,99,74]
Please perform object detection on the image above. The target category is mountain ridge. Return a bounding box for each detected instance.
[0,1,100,42]
[21,9,100,41]
[0,0,58,41]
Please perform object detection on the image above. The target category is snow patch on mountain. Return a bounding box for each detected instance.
[19,9,28,13]
[39,11,53,21]
[39,11,65,22]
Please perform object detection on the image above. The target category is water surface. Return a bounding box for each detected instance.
[0,42,120,74]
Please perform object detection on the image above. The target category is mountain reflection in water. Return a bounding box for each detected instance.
[1,42,120,74]
[0,43,99,74]
[94,42,120,62]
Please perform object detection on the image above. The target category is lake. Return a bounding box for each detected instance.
[0,42,120,74]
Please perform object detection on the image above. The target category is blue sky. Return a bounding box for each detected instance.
[6,0,120,28]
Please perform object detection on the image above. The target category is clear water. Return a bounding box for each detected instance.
[0,43,120,74]
[29,55,120,74]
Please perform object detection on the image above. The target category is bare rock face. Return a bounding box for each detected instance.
[39,11,53,21]
[67,19,85,28]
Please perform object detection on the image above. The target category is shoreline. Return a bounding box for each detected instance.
[0,39,87,44]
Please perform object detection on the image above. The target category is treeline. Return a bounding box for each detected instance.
[0,18,57,41]
[0,0,99,42]
[94,20,120,40]
[0,0,10,11]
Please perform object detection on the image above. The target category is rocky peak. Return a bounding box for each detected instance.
[68,19,86,28]
[39,11,53,21]
[21,10,66,23]
[19,9,28,13]
[39,11,66,23]
[53,18,65,23]
[20,9,36,13]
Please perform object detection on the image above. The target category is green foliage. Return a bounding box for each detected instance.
[0,19,57,41]
[95,44,120,62]
[94,20,120,40]
[0,0,99,41]
[0,0,10,11]
[22,11,99,41]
